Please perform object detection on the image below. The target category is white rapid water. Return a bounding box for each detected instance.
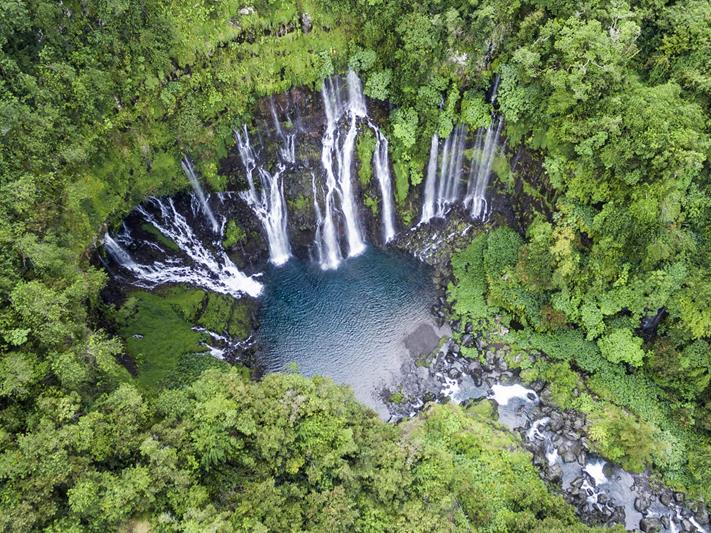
[234,125,291,266]
[464,116,503,220]
[104,196,262,297]
[419,125,469,223]
[419,118,503,223]
[372,130,396,243]
[420,134,440,224]
[181,157,219,233]
[314,70,398,268]
[312,173,342,270]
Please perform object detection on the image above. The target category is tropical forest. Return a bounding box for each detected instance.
[0,0,710,531]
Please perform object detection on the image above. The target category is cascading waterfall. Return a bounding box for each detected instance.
[419,119,503,223]
[372,130,396,243]
[419,74,505,224]
[420,134,440,224]
[181,157,219,233]
[104,196,263,297]
[311,173,342,269]
[270,97,296,164]
[234,125,292,266]
[423,124,468,221]
[314,70,397,268]
[464,116,503,220]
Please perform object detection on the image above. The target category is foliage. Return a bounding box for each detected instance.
[0,369,607,531]
[2,0,711,524]
[356,127,376,187]
[222,219,247,249]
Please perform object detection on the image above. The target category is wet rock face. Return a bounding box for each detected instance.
[218,85,396,266]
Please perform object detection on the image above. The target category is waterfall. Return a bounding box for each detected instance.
[315,72,367,267]
[104,196,262,297]
[312,173,341,270]
[464,116,503,220]
[420,134,440,224]
[270,97,296,164]
[314,70,398,268]
[422,124,468,221]
[419,119,503,223]
[234,126,292,266]
[372,130,396,243]
[181,157,219,233]
[104,234,137,269]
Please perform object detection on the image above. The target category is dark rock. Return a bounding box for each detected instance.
[548,464,563,481]
[681,518,694,532]
[661,516,670,529]
[639,517,663,532]
[571,477,585,489]
[450,343,460,354]
[451,320,460,332]
[562,451,577,464]
[447,368,461,379]
[565,430,581,441]
[674,492,685,504]
[549,414,564,432]
[598,493,608,505]
[461,333,474,347]
[499,372,513,385]
[635,496,651,513]
[693,504,709,525]
[531,379,545,392]
[464,321,473,334]
[660,493,673,507]
[300,12,312,33]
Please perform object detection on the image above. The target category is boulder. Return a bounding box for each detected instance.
[562,451,577,463]
[634,496,651,513]
[300,12,312,33]
[639,517,662,532]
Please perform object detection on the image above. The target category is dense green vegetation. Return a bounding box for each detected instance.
[1,0,709,529]
[2,368,616,531]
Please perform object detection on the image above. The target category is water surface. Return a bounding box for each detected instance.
[256,248,439,416]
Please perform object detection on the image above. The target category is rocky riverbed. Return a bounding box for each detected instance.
[380,233,710,533]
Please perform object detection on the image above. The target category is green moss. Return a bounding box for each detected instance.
[141,223,180,252]
[393,157,410,204]
[288,194,310,214]
[364,194,378,217]
[118,288,207,392]
[117,286,252,391]
[388,390,406,404]
[356,128,375,187]
[222,219,247,249]
[197,292,252,338]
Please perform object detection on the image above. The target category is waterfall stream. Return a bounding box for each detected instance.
[313,70,397,268]
[234,125,292,266]
[104,196,262,297]
[181,157,219,233]
[464,116,504,220]
[373,130,396,243]
[419,118,502,224]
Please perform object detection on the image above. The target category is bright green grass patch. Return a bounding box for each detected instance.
[117,286,253,391]
[141,223,180,252]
